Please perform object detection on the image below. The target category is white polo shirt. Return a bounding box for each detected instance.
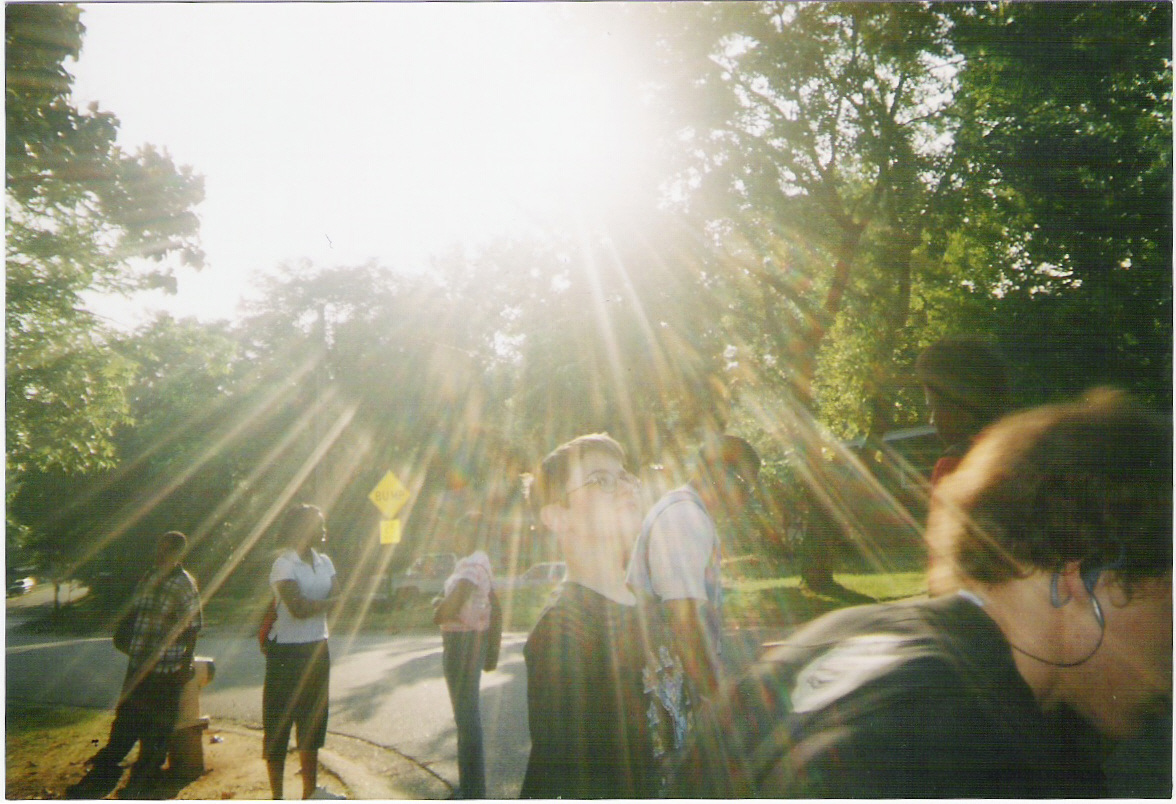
[269,548,335,644]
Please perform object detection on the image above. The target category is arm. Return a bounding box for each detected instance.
[664,597,720,697]
[647,500,722,695]
[275,577,334,619]
[526,630,587,751]
[125,595,163,673]
[433,579,474,626]
[172,573,203,651]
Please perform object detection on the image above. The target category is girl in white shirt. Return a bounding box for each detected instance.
[262,504,340,800]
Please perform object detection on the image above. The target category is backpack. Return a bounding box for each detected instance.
[483,588,504,671]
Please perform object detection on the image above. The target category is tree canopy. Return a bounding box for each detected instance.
[6,2,1169,606]
[6,2,205,482]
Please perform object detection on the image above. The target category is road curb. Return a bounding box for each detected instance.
[211,720,452,800]
[318,731,452,800]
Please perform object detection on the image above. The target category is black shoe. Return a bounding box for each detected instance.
[65,766,122,799]
[84,750,120,769]
[86,759,124,779]
[119,770,161,799]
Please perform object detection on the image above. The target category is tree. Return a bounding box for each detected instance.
[613,2,1170,588]
[630,3,965,437]
[949,2,1172,406]
[634,2,1170,437]
[6,315,243,602]
[6,4,205,484]
[484,220,735,462]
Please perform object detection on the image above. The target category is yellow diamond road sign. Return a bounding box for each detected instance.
[369,470,410,519]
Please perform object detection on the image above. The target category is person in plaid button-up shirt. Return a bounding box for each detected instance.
[89,531,202,783]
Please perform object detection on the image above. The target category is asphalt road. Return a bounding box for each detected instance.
[6,586,778,800]
[6,597,532,799]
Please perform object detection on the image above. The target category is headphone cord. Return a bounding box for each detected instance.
[1009,595,1105,668]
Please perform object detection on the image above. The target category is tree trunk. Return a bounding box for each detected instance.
[865,229,917,439]
[794,219,868,401]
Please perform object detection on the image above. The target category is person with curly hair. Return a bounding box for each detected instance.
[671,390,1171,798]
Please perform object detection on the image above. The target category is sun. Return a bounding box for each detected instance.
[72,2,664,325]
[361,3,661,236]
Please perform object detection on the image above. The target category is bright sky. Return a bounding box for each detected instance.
[71,2,658,325]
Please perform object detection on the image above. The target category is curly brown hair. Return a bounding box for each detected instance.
[927,388,1171,595]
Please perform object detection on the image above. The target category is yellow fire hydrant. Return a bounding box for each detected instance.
[168,657,215,779]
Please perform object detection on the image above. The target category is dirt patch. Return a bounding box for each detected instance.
[6,702,343,800]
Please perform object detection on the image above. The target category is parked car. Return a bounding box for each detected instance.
[501,561,567,590]
[7,577,35,597]
[388,553,456,607]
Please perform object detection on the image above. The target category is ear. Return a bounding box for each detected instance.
[539,503,566,534]
[1055,560,1092,604]
[1054,560,1107,632]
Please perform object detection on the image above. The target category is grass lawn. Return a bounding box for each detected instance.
[5,702,109,800]
[4,701,296,800]
[724,571,927,629]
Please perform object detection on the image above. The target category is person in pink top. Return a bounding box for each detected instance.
[433,512,494,799]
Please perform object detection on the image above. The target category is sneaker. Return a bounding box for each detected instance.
[84,752,119,771]
[308,787,346,800]
[84,759,123,780]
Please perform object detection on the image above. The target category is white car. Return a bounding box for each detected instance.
[502,561,567,589]
[388,553,456,606]
[7,577,34,597]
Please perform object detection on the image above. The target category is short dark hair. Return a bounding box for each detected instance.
[695,435,761,486]
[928,388,1172,594]
[159,530,187,558]
[916,336,1012,427]
[281,503,326,542]
[533,433,626,509]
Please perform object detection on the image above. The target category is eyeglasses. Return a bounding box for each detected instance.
[565,470,641,497]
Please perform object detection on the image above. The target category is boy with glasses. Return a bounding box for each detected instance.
[520,433,657,798]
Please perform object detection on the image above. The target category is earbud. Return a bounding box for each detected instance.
[1081,567,1105,628]
[1081,566,1103,596]
[1049,567,1105,623]
[1020,567,1108,667]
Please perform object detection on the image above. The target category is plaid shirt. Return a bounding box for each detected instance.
[126,565,202,677]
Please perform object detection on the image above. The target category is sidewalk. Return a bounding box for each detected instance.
[49,718,452,800]
[8,590,452,799]
[193,720,452,800]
